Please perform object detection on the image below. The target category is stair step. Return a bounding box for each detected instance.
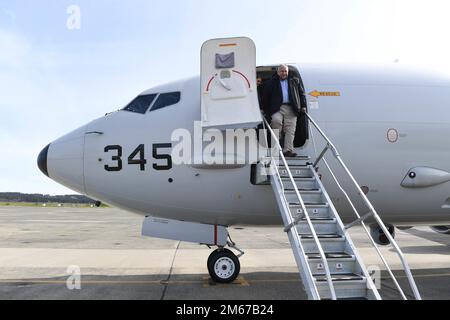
[296,219,337,234]
[316,278,368,299]
[284,157,311,166]
[290,202,328,206]
[298,218,335,223]
[306,252,353,259]
[314,273,368,299]
[301,217,334,221]
[299,234,343,239]
[284,155,310,160]
[284,186,320,192]
[285,190,325,204]
[302,236,346,253]
[279,166,313,178]
[289,204,331,219]
[314,273,364,282]
[279,164,308,168]
[308,253,357,275]
[281,177,318,190]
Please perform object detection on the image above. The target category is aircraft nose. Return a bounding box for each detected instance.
[38,124,87,194]
[37,144,50,177]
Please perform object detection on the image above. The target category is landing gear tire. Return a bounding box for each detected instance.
[207,248,240,283]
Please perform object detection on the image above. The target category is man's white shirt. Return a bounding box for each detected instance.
[280,79,289,104]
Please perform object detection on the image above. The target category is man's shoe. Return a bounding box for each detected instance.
[283,151,297,158]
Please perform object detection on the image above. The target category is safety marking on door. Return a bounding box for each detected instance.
[308,90,341,98]
[219,43,237,47]
[204,70,251,92]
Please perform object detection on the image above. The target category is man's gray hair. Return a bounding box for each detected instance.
[277,64,289,72]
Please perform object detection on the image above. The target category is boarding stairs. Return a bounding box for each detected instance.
[261,114,422,300]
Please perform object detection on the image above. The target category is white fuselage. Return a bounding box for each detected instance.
[45,63,450,226]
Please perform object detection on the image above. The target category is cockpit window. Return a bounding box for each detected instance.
[122,94,157,114]
[150,92,181,112]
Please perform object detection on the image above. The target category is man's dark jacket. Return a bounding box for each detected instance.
[261,74,309,146]
[262,74,304,116]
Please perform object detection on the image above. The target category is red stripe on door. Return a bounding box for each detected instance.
[206,75,216,92]
[232,70,251,88]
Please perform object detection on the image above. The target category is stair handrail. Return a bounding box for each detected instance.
[305,112,422,300]
[320,153,407,299]
[262,117,337,300]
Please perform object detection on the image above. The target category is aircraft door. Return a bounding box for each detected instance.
[201,37,262,129]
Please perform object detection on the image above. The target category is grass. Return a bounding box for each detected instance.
[0,202,109,208]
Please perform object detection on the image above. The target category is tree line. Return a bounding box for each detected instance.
[0,192,96,204]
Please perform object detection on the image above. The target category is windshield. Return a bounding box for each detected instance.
[122,94,157,114]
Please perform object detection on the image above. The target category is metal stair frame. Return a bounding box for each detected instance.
[261,112,422,300]
[263,120,337,300]
[308,164,381,300]
[270,167,322,299]
[305,113,422,300]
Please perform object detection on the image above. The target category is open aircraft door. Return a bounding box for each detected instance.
[201,37,262,129]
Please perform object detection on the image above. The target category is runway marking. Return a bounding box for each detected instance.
[0,277,252,286]
[22,220,105,223]
[202,276,249,287]
[0,280,166,285]
[381,272,450,279]
[1,272,450,286]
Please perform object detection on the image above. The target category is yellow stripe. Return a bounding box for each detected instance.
[1,272,448,286]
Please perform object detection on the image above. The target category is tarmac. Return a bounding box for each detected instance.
[0,206,449,300]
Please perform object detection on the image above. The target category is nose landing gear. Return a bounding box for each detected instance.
[207,238,244,283]
[207,248,240,283]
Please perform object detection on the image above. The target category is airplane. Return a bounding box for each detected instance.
[37,37,450,299]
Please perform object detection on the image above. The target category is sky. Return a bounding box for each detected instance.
[1,0,450,195]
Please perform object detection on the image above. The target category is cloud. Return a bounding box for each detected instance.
[0,29,31,65]
[0,27,180,195]
[0,29,77,194]
[0,9,16,27]
[2,0,450,196]
[392,0,450,72]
